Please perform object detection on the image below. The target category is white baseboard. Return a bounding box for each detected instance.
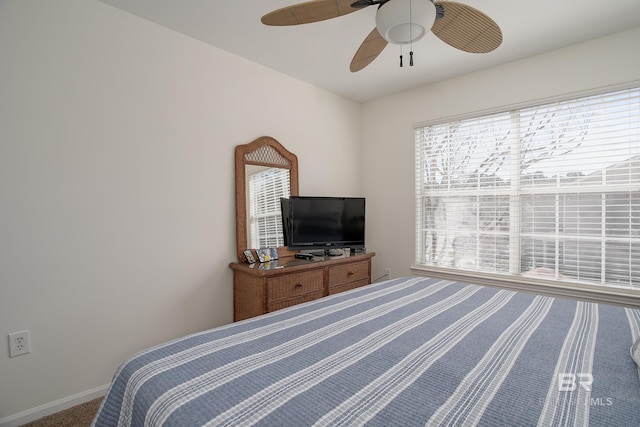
[0,384,109,427]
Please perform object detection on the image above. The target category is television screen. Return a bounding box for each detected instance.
[281,196,365,250]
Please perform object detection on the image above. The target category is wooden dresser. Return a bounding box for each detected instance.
[229,252,375,321]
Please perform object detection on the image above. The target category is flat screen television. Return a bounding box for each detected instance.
[281,196,365,252]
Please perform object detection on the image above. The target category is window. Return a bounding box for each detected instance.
[415,87,640,289]
[249,167,290,248]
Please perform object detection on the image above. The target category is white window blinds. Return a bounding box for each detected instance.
[415,87,640,289]
[249,167,290,249]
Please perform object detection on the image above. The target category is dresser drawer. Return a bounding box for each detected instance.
[267,270,324,303]
[328,261,370,287]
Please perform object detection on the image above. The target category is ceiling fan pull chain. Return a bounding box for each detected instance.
[409,0,414,66]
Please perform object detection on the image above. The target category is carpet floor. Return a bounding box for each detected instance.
[20,398,102,427]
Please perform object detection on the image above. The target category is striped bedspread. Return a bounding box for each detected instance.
[93,277,640,426]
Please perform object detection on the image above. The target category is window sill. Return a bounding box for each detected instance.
[410,265,640,309]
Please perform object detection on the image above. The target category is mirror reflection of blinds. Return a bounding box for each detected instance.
[249,168,290,249]
[415,86,640,289]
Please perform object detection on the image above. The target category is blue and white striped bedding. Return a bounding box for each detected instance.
[92,277,640,426]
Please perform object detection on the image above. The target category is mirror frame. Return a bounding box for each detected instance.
[235,136,299,262]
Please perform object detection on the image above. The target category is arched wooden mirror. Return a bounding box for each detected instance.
[235,136,299,262]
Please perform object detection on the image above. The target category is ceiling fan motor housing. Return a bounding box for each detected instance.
[376,0,436,45]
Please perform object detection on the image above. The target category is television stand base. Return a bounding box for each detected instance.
[305,249,346,257]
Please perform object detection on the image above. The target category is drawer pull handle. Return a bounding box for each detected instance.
[348,271,354,276]
[295,283,303,288]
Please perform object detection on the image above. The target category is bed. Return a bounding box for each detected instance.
[92,276,640,426]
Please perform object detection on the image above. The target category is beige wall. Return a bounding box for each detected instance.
[362,27,640,283]
[0,0,361,420]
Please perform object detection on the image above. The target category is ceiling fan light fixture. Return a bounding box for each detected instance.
[375,0,436,45]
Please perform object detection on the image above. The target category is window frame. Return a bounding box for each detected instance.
[411,82,640,308]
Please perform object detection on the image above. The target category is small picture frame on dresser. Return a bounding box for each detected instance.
[269,247,279,260]
[243,250,256,264]
[256,248,271,263]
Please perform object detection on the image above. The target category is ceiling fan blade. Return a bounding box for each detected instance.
[432,1,502,53]
[262,0,363,26]
[350,27,388,72]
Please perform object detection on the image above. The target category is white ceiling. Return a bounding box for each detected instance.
[99,0,640,103]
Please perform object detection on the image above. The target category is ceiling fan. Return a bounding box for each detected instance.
[261,0,502,72]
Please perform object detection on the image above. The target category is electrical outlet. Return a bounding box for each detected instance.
[384,268,391,279]
[9,330,31,358]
